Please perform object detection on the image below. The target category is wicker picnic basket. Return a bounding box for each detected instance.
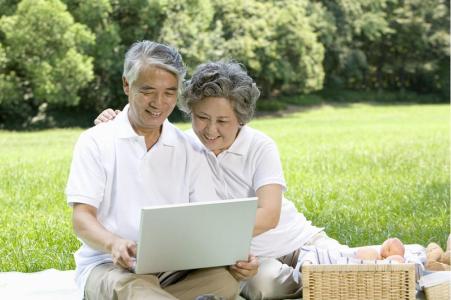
[424,281,450,300]
[302,264,416,300]
[420,271,451,300]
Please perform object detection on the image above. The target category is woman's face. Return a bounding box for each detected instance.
[191,97,241,156]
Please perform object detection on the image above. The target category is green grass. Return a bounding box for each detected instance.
[0,103,449,272]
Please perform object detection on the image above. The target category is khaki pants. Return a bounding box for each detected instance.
[85,263,239,300]
[240,231,345,299]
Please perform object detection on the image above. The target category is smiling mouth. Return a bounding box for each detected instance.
[204,135,220,141]
[146,110,162,117]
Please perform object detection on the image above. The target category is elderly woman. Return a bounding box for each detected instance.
[96,61,343,300]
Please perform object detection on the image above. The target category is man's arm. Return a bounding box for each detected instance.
[72,203,136,269]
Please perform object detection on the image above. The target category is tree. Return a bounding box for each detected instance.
[157,0,225,70]
[212,0,324,96]
[0,0,94,125]
[63,0,123,110]
[366,0,450,94]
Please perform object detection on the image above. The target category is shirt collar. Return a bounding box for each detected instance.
[115,104,177,147]
[224,125,251,156]
[187,125,251,157]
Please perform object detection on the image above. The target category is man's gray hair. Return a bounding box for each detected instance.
[123,40,186,96]
[180,61,260,124]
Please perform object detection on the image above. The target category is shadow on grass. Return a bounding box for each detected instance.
[255,89,447,119]
[1,89,447,130]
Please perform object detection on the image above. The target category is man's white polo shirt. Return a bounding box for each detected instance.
[66,104,217,291]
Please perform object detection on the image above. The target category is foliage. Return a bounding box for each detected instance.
[0,0,449,126]
[0,104,448,271]
[0,0,94,126]
[63,0,123,111]
[210,0,324,95]
[314,0,450,96]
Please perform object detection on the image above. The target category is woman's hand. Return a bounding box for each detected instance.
[94,108,121,125]
[229,255,259,281]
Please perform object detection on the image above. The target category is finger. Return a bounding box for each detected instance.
[228,266,245,281]
[112,253,129,269]
[100,115,111,122]
[235,268,255,279]
[128,242,137,258]
[120,246,133,265]
[95,115,109,125]
[235,260,258,270]
[116,257,131,269]
[230,264,248,275]
[231,263,258,279]
[230,269,248,280]
[104,109,117,119]
[115,110,121,115]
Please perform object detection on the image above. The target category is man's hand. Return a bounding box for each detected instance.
[94,108,121,125]
[110,238,137,269]
[229,255,259,281]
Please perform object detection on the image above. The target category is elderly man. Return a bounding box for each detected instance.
[65,41,240,300]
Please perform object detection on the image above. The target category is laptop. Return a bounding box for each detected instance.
[134,197,258,274]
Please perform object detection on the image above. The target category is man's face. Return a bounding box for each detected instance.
[124,66,178,133]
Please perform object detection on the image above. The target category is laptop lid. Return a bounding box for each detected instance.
[134,197,257,274]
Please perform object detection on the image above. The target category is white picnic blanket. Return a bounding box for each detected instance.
[0,269,81,300]
[0,245,427,300]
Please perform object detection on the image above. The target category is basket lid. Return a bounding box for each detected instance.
[419,271,451,288]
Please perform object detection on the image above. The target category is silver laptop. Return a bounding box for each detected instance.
[134,197,258,274]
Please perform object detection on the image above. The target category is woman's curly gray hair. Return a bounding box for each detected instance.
[179,61,260,124]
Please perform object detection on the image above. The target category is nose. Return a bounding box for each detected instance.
[149,93,163,107]
[205,121,218,135]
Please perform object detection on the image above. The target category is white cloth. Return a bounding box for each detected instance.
[66,105,218,291]
[240,229,343,299]
[187,126,323,258]
[0,269,81,300]
[297,244,427,266]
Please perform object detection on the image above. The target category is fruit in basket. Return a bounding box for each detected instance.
[385,254,405,263]
[440,234,451,265]
[380,238,405,259]
[355,247,381,260]
[427,243,444,262]
[425,236,451,271]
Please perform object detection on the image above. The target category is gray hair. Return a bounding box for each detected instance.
[180,61,260,124]
[123,40,186,97]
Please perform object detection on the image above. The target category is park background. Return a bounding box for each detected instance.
[0,0,449,272]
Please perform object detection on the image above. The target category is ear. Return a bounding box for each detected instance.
[123,77,130,95]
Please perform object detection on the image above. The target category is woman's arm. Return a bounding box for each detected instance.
[253,184,283,236]
[73,203,136,269]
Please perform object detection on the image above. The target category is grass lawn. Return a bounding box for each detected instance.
[0,103,449,272]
